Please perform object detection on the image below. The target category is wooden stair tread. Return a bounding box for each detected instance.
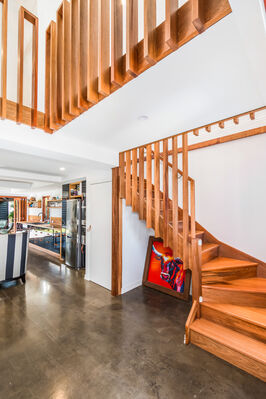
[202,243,219,252]
[201,302,266,329]
[202,257,258,272]
[168,223,204,236]
[202,278,266,293]
[190,319,266,363]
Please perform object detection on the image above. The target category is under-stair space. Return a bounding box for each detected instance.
[117,133,266,382]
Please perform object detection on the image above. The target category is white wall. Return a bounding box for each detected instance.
[29,185,62,200]
[49,207,62,218]
[122,201,154,293]
[189,134,266,261]
[28,207,41,216]
[85,180,112,290]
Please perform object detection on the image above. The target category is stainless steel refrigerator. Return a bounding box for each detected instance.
[65,199,82,269]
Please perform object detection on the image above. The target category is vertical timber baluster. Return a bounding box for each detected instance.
[63,0,72,119]
[111,0,125,87]
[192,0,205,33]
[17,7,39,127]
[126,0,138,77]
[125,150,132,206]
[163,139,169,246]
[70,0,81,116]
[182,133,189,268]
[50,22,58,129]
[57,4,64,123]
[119,152,125,199]
[99,0,110,96]
[144,0,157,65]
[1,0,8,119]
[45,22,58,132]
[146,144,152,228]
[191,180,196,241]
[79,0,90,110]
[87,0,99,104]
[165,0,179,49]
[45,26,51,132]
[112,167,122,296]
[57,2,73,121]
[139,147,145,220]
[31,10,38,128]
[172,136,179,257]
[192,237,202,317]
[154,141,160,237]
[132,148,138,212]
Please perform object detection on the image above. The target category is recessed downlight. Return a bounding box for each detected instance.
[60,167,65,171]
[138,115,149,121]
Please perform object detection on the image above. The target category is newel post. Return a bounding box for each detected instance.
[191,238,202,317]
[111,167,122,296]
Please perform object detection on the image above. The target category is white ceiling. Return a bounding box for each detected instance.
[0,148,110,179]
[0,0,265,192]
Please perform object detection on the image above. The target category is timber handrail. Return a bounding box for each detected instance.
[123,105,266,154]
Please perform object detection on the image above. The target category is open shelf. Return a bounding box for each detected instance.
[69,182,82,198]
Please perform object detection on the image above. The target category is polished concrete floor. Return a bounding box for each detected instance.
[0,250,265,399]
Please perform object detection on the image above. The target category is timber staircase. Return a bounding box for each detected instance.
[118,136,266,382]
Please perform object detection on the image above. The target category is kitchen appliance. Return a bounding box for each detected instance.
[65,199,82,269]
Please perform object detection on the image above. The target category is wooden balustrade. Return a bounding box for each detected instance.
[119,131,197,273]
[17,6,39,127]
[42,0,231,132]
[118,132,204,305]
[45,21,58,132]
[0,0,8,120]
[1,0,252,134]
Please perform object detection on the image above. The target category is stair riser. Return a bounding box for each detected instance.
[190,330,266,382]
[201,305,266,343]
[202,287,266,308]
[202,266,257,284]
[202,246,219,264]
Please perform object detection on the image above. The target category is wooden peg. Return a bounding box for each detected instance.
[249,112,255,120]
[193,129,199,136]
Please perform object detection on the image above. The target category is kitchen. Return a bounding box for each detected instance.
[0,180,87,270]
